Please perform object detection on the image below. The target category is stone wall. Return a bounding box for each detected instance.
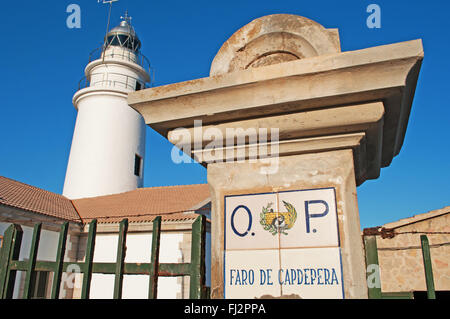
[375,212,450,293]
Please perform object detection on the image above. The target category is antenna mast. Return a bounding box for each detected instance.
[98,0,119,62]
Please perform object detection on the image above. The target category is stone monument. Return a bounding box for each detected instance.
[128,14,423,298]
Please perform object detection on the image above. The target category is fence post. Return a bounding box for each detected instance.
[81,219,97,299]
[189,215,206,299]
[363,235,382,299]
[51,222,69,299]
[23,223,42,299]
[420,235,436,299]
[0,224,23,299]
[148,216,161,299]
[113,219,128,299]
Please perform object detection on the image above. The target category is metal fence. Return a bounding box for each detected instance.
[0,216,208,299]
[364,232,436,299]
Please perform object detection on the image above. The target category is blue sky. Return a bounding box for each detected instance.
[0,0,448,229]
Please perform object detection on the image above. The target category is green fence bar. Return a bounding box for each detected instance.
[363,235,382,299]
[381,291,414,299]
[190,215,206,299]
[113,219,128,299]
[0,224,23,299]
[420,235,436,299]
[23,223,42,299]
[51,222,69,299]
[0,226,13,299]
[148,216,161,299]
[81,219,97,299]
[1,216,208,300]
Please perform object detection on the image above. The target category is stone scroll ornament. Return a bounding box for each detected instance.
[260,201,297,235]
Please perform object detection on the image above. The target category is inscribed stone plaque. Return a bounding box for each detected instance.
[224,188,344,299]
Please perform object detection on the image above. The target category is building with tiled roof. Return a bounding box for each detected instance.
[0,176,81,224]
[72,183,210,224]
[0,175,211,299]
[0,175,210,226]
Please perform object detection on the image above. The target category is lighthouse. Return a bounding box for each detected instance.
[63,13,150,199]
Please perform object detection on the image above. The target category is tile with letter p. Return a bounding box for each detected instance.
[278,188,340,249]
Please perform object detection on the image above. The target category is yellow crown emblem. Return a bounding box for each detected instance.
[260,201,297,235]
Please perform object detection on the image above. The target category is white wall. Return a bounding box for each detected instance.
[0,222,63,262]
[63,92,146,199]
[0,222,74,298]
[89,232,186,299]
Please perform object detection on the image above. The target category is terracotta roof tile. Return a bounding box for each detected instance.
[72,184,211,224]
[0,176,81,222]
[82,212,204,225]
[0,176,211,225]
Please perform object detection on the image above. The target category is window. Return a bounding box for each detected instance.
[135,81,142,91]
[134,154,142,177]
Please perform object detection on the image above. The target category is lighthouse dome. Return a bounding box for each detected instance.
[104,19,141,52]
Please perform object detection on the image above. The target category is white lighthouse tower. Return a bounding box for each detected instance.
[63,13,150,199]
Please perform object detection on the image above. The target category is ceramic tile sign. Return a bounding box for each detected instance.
[225,247,344,299]
[277,188,340,248]
[225,249,282,299]
[278,247,344,299]
[224,193,279,250]
[224,188,344,299]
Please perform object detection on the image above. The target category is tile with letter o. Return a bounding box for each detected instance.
[225,193,279,250]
